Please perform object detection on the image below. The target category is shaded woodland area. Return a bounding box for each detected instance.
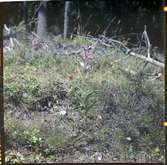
[2,0,165,163]
[4,1,164,47]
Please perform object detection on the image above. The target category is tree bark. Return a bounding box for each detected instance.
[23,1,28,31]
[77,1,82,34]
[37,1,47,40]
[63,1,71,38]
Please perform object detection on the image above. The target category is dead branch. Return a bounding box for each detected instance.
[128,51,164,68]
[4,24,20,52]
[77,34,164,68]
[142,25,151,58]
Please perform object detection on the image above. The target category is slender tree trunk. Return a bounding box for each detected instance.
[23,1,28,31]
[17,2,22,24]
[37,1,47,40]
[77,1,82,35]
[63,1,71,38]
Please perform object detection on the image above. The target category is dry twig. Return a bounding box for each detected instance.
[77,34,164,68]
[141,25,151,58]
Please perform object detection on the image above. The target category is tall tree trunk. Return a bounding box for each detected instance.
[23,1,28,31]
[17,2,22,24]
[63,1,71,38]
[37,1,47,40]
[77,1,82,35]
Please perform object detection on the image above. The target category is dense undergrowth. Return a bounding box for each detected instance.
[4,35,165,163]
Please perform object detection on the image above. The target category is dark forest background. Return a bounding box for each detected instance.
[3,0,164,50]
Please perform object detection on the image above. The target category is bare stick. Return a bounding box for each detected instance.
[75,34,164,68]
[128,51,164,68]
[103,16,116,36]
[141,25,151,58]
[4,24,10,32]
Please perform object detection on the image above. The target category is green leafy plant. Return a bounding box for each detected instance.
[5,150,24,164]
[69,79,99,117]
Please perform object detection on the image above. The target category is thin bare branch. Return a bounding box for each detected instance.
[76,34,164,68]
[141,25,151,58]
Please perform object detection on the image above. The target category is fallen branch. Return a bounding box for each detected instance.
[128,51,164,68]
[77,34,164,68]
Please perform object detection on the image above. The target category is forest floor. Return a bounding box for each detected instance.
[4,35,165,163]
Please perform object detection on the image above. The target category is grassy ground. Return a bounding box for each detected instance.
[4,36,165,163]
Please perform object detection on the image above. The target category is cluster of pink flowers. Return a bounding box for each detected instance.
[80,45,94,72]
[81,46,94,60]
[32,38,42,51]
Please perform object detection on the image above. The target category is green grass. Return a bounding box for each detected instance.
[4,36,165,163]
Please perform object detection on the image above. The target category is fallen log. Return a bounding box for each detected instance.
[128,51,164,68]
[78,34,164,69]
